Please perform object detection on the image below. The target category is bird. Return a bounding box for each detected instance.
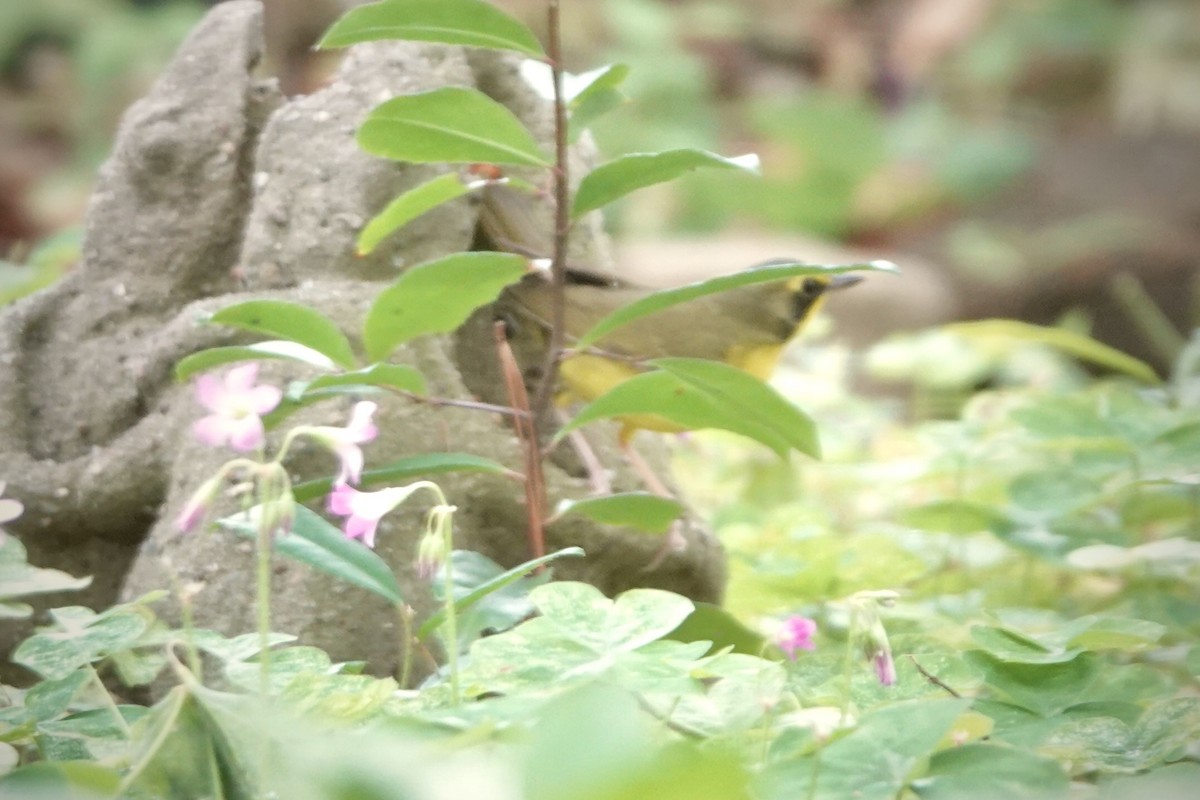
[503,264,863,435]
[479,185,864,501]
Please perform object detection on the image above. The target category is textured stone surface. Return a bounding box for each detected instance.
[0,0,725,684]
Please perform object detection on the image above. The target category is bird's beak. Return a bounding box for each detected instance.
[827,274,864,291]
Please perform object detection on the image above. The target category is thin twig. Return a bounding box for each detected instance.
[393,389,529,419]
[907,655,961,698]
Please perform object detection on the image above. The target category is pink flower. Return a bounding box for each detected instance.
[775,615,818,660]
[305,402,378,486]
[192,364,282,452]
[327,482,416,548]
[873,648,896,686]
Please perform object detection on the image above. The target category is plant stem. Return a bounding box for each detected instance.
[440,513,461,706]
[531,0,571,420]
[396,603,415,688]
[256,517,272,697]
[87,664,131,740]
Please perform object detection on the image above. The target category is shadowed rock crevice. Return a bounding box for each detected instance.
[0,0,725,684]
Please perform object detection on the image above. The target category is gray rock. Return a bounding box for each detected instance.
[0,0,724,684]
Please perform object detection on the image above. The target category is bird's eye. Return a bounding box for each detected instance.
[801,278,824,296]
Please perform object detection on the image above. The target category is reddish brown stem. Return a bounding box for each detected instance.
[495,321,547,562]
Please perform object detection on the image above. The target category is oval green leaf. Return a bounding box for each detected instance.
[947,319,1160,384]
[573,260,896,350]
[555,492,683,534]
[568,63,630,142]
[363,251,527,360]
[359,87,550,167]
[417,546,586,640]
[290,364,429,401]
[558,358,820,459]
[357,172,476,255]
[218,505,404,605]
[207,300,357,368]
[319,0,544,57]
[572,149,761,218]
[291,452,515,503]
[175,342,337,382]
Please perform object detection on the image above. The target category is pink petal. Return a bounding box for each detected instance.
[193,415,230,447]
[334,444,364,486]
[874,651,896,686]
[346,402,378,443]
[195,374,226,412]
[353,486,408,519]
[344,514,379,548]
[226,414,265,452]
[248,384,283,415]
[327,484,356,515]
[225,363,260,393]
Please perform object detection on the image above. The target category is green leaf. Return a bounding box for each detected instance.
[207,300,357,369]
[357,172,478,255]
[762,698,971,800]
[13,608,149,681]
[319,0,544,57]
[572,149,760,217]
[568,63,630,141]
[363,251,528,360]
[966,651,1100,717]
[970,625,1082,665]
[223,646,336,695]
[418,547,585,640]
[555,492,683,534]
[0,761,122,798]
[291,452,514,503]
[0,537,93,604]
[174,342,337,382]
[666,602,768,656]
[916,743,1068,799]
[24,670,90,722]
[559,358,821,459]
[531,582,695,653]
[359,87,550,167]
[194,631,297,664]
[1062,616,1166,652]
[218,505,405,605]
[120,687,254,800]
[288,363,428,401]
[900,500,1015,536]
[426,550,549,650]
[947,319,1160,384]
[573,260,896,350]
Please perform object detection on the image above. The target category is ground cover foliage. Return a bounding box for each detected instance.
[2,1,1199,798]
